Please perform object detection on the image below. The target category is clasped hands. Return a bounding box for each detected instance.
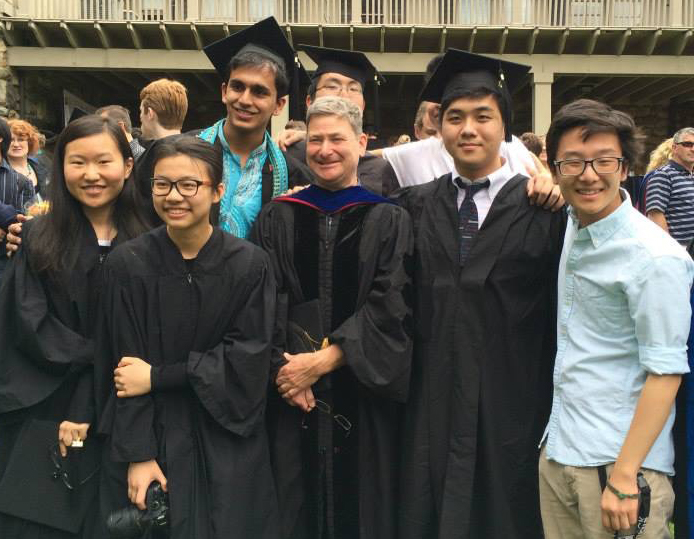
[276,345,344,412]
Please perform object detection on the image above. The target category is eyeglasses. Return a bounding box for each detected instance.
[49,444,99,491]
[301,399,352,437]
[553,157,625,177]
[675,141,694,149]
[316,83,363,96]
[151,178,210,197]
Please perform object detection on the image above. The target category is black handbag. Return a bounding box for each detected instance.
[0,419,100,533]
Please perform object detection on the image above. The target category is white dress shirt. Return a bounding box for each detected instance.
[451,159,515,227]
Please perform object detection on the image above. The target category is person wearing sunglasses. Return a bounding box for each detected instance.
[645,127,694,245]
[96,136,279,539]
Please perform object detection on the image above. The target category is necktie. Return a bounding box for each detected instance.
[455,177,490,266]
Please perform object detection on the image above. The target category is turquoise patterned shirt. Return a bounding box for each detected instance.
[198,119,269,238]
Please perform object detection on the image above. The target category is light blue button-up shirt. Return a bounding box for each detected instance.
[543,190,694,474]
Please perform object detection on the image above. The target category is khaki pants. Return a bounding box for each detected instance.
[538,446,674,539]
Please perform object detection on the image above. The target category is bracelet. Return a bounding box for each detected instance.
[606,480,639,500]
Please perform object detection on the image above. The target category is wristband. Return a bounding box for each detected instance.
[606,479,639,500]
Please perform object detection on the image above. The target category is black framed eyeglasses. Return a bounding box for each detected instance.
[151,178,210,197]
[301,399,352,437]
[49,444,99,491]
[553,156,625,177]
[675,141,694,149]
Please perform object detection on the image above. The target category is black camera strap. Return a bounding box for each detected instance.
[598,465,651,539]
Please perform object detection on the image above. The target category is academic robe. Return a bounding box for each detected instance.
[0,217,117,538]
[286,139,400,197]
[96,226,279,539]
[250,185,413,539]
[393,173,566,539]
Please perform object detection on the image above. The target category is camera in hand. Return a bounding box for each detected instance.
[106,481,169,539]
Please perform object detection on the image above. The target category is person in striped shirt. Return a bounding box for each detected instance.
[646,127,694,244]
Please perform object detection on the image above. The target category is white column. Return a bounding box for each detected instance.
[351,0,362,23]
[669,0,683,25]
[511,0,525,24]
[186,0,199,20]
[532,71,553,136]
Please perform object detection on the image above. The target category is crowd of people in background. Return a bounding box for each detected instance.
[1,14,694,539]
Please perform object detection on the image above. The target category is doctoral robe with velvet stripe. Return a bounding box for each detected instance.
[250,187,413,539]
[96,226,279,539]
[393,173,566,539]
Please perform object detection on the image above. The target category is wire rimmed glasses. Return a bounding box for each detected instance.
[301,399,352,437]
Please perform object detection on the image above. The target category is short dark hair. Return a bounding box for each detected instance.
[546,99,644,173]
[520,132,543,157]
[440,88,506,127]
[0,117,10,157]
[225,50,289,98]
[95,105,133,133]
[151,135,223,189]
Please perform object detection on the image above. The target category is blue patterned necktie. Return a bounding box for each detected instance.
[455,177,490,266]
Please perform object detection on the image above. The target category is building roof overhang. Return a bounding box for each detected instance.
[2,18,693,57]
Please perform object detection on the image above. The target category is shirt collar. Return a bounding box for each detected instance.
[0,158,11,172]
[451,158,513,200]
[217,121,268,163]
[569,188,632,248]
[668,159,694,175]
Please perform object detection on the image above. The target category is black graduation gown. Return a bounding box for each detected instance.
[0,218,116,538]
[286,139,400,196]
[393,173,566,539]
[96,226,279,539]
[250,192,413,539]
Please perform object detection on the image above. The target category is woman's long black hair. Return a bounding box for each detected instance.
[28,115,149,277]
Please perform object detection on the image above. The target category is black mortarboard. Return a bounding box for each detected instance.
[300,45,384,87]
[419,49,530,142]
[299,45,385,135]
[203,17,310,119]
[65,107,89,126]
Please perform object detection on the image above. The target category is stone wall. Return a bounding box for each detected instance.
[615,102,671,172]
[0,38,20,118]
[675,101,694,131]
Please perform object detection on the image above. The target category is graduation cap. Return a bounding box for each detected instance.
[203,17,310,120]
[419,49,530,142]
[65,107,89,127]
[299,45,385,135]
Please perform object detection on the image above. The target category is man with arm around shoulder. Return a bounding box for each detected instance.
[539,99,694,538]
